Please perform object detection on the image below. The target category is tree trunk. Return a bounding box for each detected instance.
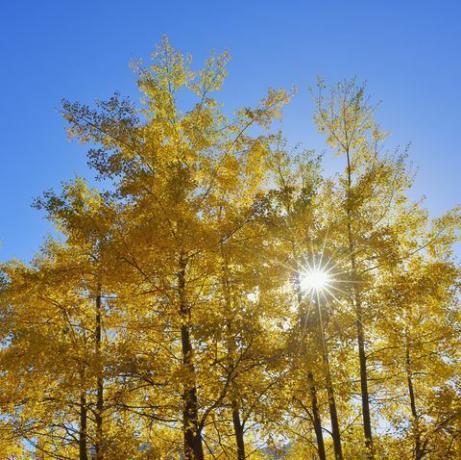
[178,255,204,460]
[316,297,343,460]
[355,293,373,457]
[95,288,104,460]
[227,325,246,460]
[79,390,88,460]
[345,150,374,459]
[296,277,326,460]
[307,371,326,460]
[405,333,423,460]
[231,397,246,460]
[220,247,246,460]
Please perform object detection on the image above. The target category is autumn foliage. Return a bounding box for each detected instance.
[1,39,460,460]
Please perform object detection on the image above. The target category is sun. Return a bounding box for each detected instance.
[299,268,331,294]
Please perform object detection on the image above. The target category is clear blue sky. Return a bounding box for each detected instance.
[1,0,460,262]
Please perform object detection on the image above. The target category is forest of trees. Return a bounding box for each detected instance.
[0,39,460,460]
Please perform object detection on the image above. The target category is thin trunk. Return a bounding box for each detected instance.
[178,255,204,460]
[356,298,373,456]
[95,287,104,460]
[296,277,326,460]
[220,246,246,460]
[316,296,343,460]
[405,332,423,459]
[307,371,326,460]
[226,318,246,460]
[345,149,374,458]
[79,390,88,460]
[231,397,246,460]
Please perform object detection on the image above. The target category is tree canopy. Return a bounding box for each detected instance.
[1,38,460,460]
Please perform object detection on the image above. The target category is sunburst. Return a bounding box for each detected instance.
[299,267,332,294]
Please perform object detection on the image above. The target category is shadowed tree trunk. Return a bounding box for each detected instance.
[296,277,326,460]
[315,296,343,460]
[231,395,246,460]
[405,331,423,460]
[225,325,246,460]
[178,255,204,460]
[345,149,374,459]
[79,387,88,460]
[95,287,104,460]
[220,245,246,460]
[307,371,326,460]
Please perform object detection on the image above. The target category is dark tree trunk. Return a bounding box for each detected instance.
[231,397,246,460]
[316,298,343,460]
[296,277,326,460]
[326,383,343,460]
[79,390,88,460]
[356,299,373,458]
[220,248,247,460]
[345,150,374,459]
[95,288,104,460]
[405,333,423,460]
[307,371,326,460]
[227,328,246,460]
[178,256,204,460]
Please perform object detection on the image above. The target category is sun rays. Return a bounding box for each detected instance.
[299,267,332,294]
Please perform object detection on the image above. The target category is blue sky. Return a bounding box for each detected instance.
[0,1,460,261]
